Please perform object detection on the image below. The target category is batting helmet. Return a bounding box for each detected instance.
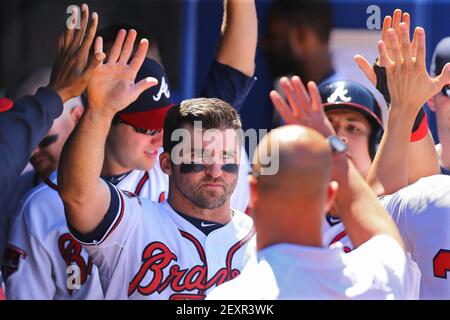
[319,80,383,159]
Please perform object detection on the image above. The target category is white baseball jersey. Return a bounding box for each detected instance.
[378,175,450,299]
[0,169,37,263]
[3,159,169,300]
[4,172,103,300]
[71,182,255,300]
[322,213,421,299]
[322,175,450,299]
[207,235,411,300]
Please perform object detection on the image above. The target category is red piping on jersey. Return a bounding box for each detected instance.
[329,230,347,244]
[226,226,256,280]
[134,172,149,196]
[180,230,208,294]
[44,178,59,191]
[179,231,207,264]
[329,230,352,253]
[6,244,27,258]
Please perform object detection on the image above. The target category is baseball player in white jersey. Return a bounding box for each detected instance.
[208,125,411,300]
[2,1,256,300]
[379,175,450,299]
[3,144,250,299]
[77,181,254,299]
[270,9,450,299]
[3,159,167,299]
[0,68,85,264]
[58,39,256,298]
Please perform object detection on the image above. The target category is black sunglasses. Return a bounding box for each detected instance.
[441,84,450,98]
[38,134,59,149]
[178,163,239,174]
[114,117,162,136]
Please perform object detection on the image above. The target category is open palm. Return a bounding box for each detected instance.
[379,25,450,111]
[87,29,158,113]
[270,76,335,137]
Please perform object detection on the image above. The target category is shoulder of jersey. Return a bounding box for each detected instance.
[14,175,64,235]
[231,208,254,237]
[396,174,450,202]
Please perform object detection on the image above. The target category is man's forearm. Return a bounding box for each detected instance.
[367,107,417,195]
[0,87,63,200]
[407,132,440,183]
[336,154,404,249]
[58,108,114,206]
[216,0,257,77]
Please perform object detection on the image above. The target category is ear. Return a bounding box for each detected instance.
[427,97,436,112]
[70,105,84,124]
[324,180,338,214]
[159,152,172,175]
[248,175,258,211]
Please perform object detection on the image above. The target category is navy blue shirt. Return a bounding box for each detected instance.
[441,166,450,175]
[200,61,256,111]
[0,87,63,201]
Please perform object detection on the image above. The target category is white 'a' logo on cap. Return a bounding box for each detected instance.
[153,76,170,101]
[327,83,352,103]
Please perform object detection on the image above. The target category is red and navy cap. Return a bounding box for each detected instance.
[0,97,13,113]
[117,58,174,130]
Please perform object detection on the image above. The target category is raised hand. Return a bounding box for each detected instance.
[49,4,105,102]
[270,76,335,137]
[86,29,158,113]
[354,9,411,86]
[380,25,450,113]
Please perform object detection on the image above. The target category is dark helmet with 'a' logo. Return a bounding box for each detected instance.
[319,80,383,160]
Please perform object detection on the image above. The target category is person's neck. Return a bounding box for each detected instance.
[167,188,232,225]
[254,202,323,251]
[101,157,132,177]
[303,47,334,84]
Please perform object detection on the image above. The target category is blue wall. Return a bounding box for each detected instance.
[181,0,450,142]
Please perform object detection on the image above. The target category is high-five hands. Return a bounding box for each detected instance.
[270,76,335,138]
[86,29,158,114]
[49,4,105,102]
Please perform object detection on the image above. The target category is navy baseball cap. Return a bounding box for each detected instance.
[319,80,383,131]
[0,98,13,113]
[431,37,450,77]
[117,58,174,130]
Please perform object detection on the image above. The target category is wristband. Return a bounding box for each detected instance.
[373,59,428,140]
[410,111,428,142]
[373,60,390,104]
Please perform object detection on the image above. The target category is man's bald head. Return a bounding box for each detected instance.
[10,67,83,114]
[251,125,336,249]
[253,125,333,200]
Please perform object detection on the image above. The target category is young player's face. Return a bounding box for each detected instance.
[326,109,373,178]
[169,126,240,209]
[107,122,163,172]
